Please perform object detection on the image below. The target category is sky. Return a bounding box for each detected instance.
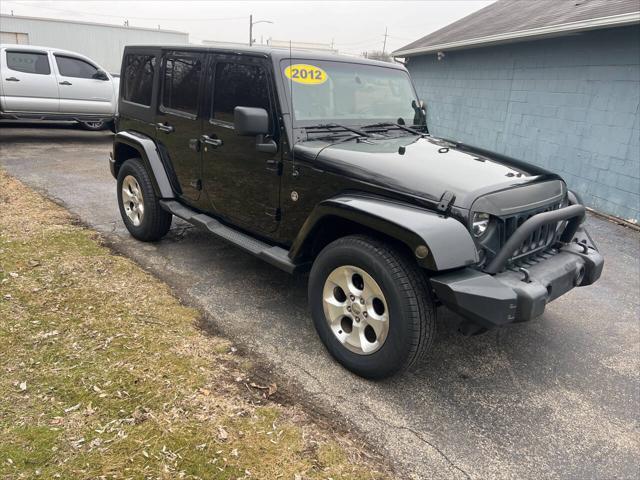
[0,0,493,54]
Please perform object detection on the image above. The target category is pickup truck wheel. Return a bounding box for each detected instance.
[79,120,106,131]
[308,235,435,379]
[117,159,172,241]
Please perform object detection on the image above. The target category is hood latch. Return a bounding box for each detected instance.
[437,190,455,213]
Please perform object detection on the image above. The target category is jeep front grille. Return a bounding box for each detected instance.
[499,202,562,261]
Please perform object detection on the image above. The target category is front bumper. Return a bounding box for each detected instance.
[430,225,603,329]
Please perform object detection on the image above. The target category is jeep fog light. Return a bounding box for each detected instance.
[472,213,490,237]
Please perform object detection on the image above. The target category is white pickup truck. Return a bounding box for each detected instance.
[0,44,119,130]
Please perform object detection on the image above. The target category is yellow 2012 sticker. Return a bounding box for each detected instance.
[284,64,327,85]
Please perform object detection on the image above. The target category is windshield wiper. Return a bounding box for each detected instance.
[362,122,428,136]
[305,123,371,138]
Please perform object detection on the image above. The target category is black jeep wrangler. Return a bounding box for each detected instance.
[109,45,603,379]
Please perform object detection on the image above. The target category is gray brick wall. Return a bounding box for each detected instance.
[407,26,640,222]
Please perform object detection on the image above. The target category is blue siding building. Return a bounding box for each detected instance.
[395,0,640,223]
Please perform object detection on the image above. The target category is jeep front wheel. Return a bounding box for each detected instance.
[308,235,436,379]
[117,158,172,241]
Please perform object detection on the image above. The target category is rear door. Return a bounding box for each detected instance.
[154,50,205,204]
[1,48,59,113]
[202,53,281,234]
[53,53,114,114]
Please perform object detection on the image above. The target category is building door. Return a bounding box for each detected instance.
[53,54,114,114]
[0,32,29,44]
[201,54,281,235]
[154,51,205,204]
[1,48,59,112]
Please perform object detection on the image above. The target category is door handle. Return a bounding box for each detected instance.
[5,77,19,82]
[156,122,174,134]
[201,135,223,147]
[59,81,72,86]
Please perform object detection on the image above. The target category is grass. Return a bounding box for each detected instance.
[0,170,389,480]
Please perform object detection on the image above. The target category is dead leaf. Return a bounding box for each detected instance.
[249,382,278,399]
[28,260,40,268]
[198,388,211,396]
[217,426,228,441]
[64,403,81,413]
[9,272,18,278]
[267,383,277,398]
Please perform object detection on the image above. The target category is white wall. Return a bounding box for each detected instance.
[0,15,188,72]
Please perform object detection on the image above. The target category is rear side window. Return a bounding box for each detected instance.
[162,55,202,115]
[212,62,270,123]
[122,54,155,106]
[55,55,98,79]
[6,51,50,75]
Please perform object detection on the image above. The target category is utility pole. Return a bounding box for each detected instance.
[382,27,388,54]
[249,14,273,47]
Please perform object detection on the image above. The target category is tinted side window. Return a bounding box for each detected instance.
[213,63,270,123]
[6,51,51,75]
[162,55,202,115]
[55,55,98,79]
[123,54,155,106]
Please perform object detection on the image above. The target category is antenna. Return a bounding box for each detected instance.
[289,40,296,174]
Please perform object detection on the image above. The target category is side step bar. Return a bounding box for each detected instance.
[159,200,309,274]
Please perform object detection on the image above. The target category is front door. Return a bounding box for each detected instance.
[154,51,205,204]
[202,54,281,234]
[52,54,114,114]
[1,49,59,113]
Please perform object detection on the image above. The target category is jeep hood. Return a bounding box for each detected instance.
[298,136,561,209]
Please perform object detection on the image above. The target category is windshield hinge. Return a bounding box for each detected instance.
[437,190,455,213]
[266,159,283,175]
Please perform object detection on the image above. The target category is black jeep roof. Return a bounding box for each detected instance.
[125,44,406,70]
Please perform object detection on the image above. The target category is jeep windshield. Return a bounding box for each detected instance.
[280,59,421,128]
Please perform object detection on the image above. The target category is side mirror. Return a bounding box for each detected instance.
[93,69,109,81]
[234,106,269,136]
[412,99,427,126]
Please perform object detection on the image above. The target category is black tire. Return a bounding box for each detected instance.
[117,158,172,241]
[308,235,436,379]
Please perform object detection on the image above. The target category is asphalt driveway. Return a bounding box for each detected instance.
[1,124,638,479]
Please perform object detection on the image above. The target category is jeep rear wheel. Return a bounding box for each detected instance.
[117,158,172,241]
[308,235,436,379]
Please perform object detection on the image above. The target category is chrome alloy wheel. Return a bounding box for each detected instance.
[82,120,104,129]
[322,265,389,355]
[121,175,145,226]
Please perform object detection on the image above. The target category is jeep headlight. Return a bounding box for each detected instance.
[472,212,491,237]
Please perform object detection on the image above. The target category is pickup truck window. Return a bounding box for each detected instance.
[281,60,418,126]
[162,55,202,116]
[212,62,270,124]
[55,55,98,79]
[6,50,50,75]
[123,54,155,106]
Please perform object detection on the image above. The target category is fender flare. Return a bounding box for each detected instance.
[112,131,175,198]
[289,195,479,271]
